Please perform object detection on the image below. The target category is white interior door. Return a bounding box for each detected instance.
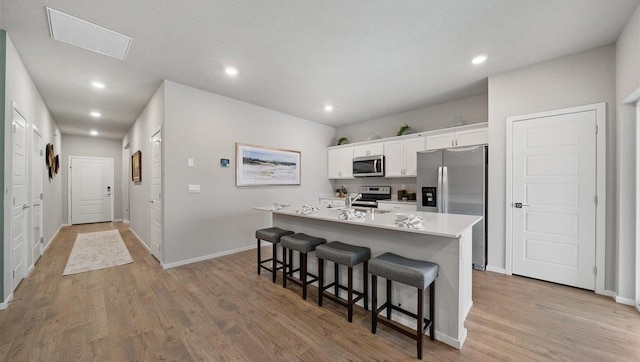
[11,109,28,288]
[70,157,114,224]
[511,110,597,290]
[31,128,43,264]
[150,129,162,261]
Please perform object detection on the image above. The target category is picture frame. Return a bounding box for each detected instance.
[236,143,301,186]
[132,150,142,182]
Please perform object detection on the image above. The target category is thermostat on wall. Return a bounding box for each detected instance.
[220,158,230,167]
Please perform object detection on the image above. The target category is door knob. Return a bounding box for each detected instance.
[514,203,530,208]
[22,204,30,209]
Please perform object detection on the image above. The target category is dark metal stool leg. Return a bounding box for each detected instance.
[371,274,377,334]
[271,242,278,283]
[417,287,424,359]
[334,263,339,297]
[430,281,435,340]
[363,261,369,311]
[257,238,261,275]
[318,258,324,306]
[347,266,353,322]
[386,279,392,319]
[282,246,288,288]
[301,252,308,300]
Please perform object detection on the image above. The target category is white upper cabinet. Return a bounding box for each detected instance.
[425,124,488,150]
[328,147,354,179]
[353,143,384,158]
[384,137,425,177]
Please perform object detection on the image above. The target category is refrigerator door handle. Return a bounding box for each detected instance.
[437,166,443,212]
[442,166,448,213]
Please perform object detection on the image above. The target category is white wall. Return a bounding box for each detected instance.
[162,81,335,265]
[3,34,62,300]
[121,82,164,249]
[335,94,488,144]
[487,45,617,290]
[61,134,123,223]
[616,3,640,301]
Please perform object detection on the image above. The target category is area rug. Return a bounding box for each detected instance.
[63,229,133,275]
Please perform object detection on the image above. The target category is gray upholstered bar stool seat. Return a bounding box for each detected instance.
[369,252,439,360]
[281,233,326,300]
[316,241,371,322]
[255,227,294,283]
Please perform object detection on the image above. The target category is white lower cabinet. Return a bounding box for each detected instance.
[328,147,354,179]
[377,201,417,212]
[384,137,424,177]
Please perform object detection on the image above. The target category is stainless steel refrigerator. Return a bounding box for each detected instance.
[417,146,487,270]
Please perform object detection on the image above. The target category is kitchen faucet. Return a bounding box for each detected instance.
[346,193,362,208]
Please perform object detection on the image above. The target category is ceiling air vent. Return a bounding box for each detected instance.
[46,7,132,61]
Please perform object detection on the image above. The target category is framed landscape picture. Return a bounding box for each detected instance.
[132,150,142,182]
[236,143,301,186]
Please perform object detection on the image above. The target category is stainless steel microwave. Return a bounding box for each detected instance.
[353,155,385,177]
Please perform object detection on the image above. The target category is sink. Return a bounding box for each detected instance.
[353,207,391,214]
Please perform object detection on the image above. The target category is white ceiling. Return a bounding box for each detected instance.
[1,0,638,139]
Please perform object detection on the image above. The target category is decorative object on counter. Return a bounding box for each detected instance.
[448,116,468,128]
[236,143,301,186]
[395,215,424,229]
[131,150,142,182]
[271,203,291,211]
[366,132,381,140]
[397,189,407,201]
[339,209,365,220]
[337,136,349,145]
[220,158,230,167]
[407,192,417,201]
[296,205,319,215]
[396,123,412,136]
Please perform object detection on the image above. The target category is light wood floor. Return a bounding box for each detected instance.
[1,222,638,361]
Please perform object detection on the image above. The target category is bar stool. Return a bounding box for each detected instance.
[281,233,326,300]
[369,252,439,360]
[255,227,294,283]
[316,241,370,322]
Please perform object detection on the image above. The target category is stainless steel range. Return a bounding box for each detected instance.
[351,186,391,208]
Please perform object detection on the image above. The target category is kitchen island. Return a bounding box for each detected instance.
[254,205,481,349]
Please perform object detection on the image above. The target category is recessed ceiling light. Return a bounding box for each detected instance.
[324,105,334,112]
[471,55,487,65]
[90,111,101,117]
[89,130,99,136]
[91,82,105,89]
[225,66,239,76]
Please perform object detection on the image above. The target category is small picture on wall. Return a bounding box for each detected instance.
[132,150,142,182]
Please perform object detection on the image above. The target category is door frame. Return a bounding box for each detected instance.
[67,156,115,224]
[505,102,606,294]
[149,126,163,262]
[30,125,44,266]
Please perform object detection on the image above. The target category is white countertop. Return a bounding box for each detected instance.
[254,205,481,238]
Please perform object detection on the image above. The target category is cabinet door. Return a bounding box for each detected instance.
[353,143,383,157]
[455,128,488,147]
[426,133,456,150]
[327,148,341,178]
[403,137,424,176]
[328,147,353,179]
[384,140,404,177]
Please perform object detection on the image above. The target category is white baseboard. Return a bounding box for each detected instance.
[113,219,123,222]
[162,244,257,270]
[122,219,130,224]
[128,228,150,252]
[485,265,506,274]
[615,296,636,306]
[43,224,68,254]
[0,293,14,310]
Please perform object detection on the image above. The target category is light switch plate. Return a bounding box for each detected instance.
[187,184,200,194]
[188,158,194,167]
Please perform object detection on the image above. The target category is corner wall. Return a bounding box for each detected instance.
[162,81,335,265]
[615,3,640,301]
[61,134,123,223]
[0,30,6,300]
[487,45,617,290]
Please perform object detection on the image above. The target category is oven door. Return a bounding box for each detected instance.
[353,156,384,177]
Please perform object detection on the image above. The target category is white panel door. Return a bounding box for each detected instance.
[512,111,596,290]
[31,128,44,264]
[70,157,113,224]
[150,130,162,260]
[11,110,28,288]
